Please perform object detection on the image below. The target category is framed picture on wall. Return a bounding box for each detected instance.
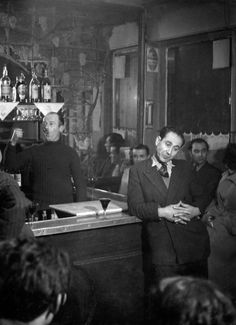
[147,47,159,73]
[145,100,153,127]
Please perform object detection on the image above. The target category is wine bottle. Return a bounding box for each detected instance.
[12,76,18,102]
[1,64,12,102]
[16,72,27,103]
[29,68,40,103]
[41,68,51,102]
[14,170,22,188]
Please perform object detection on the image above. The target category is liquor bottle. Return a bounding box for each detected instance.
[1,64,12,102]
[16,72,27,103]
[41,68,51,102]
[14,170,22,188]
[12,76,18,102]
[42,210,47,221]
[29,68,40,103]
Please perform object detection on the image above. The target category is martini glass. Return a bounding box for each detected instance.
[27,201,39,227]
[99,198,111,217]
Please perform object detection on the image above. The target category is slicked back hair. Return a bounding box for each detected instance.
[159,126,185,147]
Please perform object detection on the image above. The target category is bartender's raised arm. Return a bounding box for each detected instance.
[10,128,23,146]
[3,128,30,171]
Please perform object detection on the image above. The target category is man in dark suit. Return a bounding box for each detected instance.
[189,138,221,215]
[127,126,210,319]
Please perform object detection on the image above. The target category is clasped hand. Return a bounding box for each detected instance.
[162,201,200,225]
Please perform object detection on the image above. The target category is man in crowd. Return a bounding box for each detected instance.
[127,126,210,320]
[132,144,150,165]
[189,138,221,214]
[0,237,70,325]
[4,112,86,218]
[94,132,125,192]
[119,143,150,195]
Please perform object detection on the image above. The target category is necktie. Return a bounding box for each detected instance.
[152,155,170,178]
[159,163,169,178]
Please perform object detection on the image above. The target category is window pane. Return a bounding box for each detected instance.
[167,40,231,134]
[113,51,138,130]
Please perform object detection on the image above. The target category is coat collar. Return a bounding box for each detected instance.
[143,158,184,203]
[221,170,236,185]
[143,158,184,204]
[151,155,175,177]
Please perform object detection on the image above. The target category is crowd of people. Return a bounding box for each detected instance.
[0,117,236,324]
[0,237,235,325]
[0,237,71,325]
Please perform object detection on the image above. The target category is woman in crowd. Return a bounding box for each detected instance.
[94,132,125,177]
[203,143,236,302]
[93,133,126,192]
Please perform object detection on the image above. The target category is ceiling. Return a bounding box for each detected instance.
[83,0,227,8]
[1,0,230,30]
[40,0,227,27]
[89,0,153,7]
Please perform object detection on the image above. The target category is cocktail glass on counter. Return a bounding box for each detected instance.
[99,198,111,217]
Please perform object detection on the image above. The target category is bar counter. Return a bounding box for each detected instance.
[30,199,140,237]
[28,192,144,324]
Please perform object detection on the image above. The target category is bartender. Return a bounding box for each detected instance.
[4,112,87,219]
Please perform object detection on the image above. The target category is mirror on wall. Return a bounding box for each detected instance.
[112,47,138,131]
[167,39,231,134]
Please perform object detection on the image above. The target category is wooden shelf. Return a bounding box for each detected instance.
[0,102,64,121]
[1,119,40,123]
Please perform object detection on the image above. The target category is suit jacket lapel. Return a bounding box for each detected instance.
[167,160,185,204]
[143,159,168,200]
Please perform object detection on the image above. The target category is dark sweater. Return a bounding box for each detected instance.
[190,162,221,214]
[4,140,87,210]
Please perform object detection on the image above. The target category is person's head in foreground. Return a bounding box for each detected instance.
[0,237,70,325]
[155,276,236,325]
[155,126,185,163]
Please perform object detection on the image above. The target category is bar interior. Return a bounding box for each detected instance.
[0,0,236,324]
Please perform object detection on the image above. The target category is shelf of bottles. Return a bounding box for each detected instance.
[0,64,63,121]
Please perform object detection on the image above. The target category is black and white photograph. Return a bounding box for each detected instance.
[0,1,236,325]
